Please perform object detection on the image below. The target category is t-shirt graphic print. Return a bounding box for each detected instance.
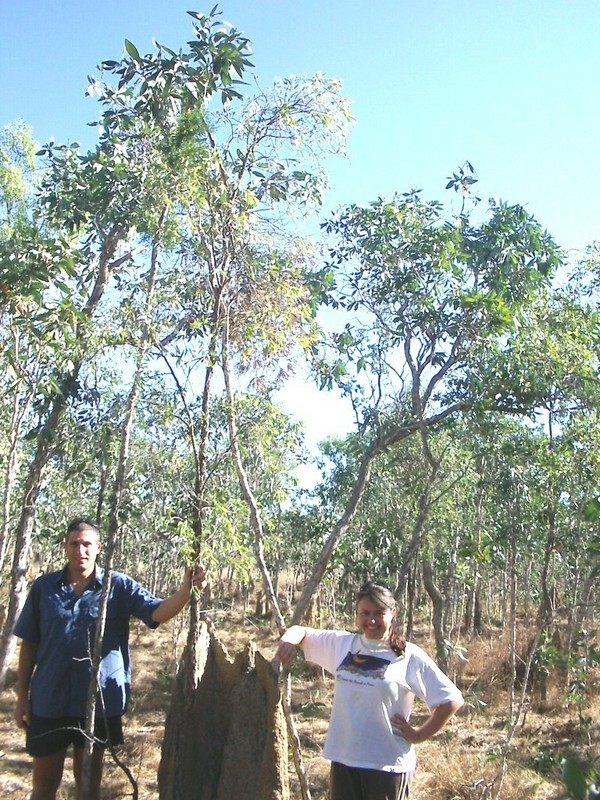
[338,650,391,680]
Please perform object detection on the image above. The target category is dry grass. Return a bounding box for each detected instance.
[1,600,598,799]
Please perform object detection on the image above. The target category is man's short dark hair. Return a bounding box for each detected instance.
[65,517,100,540]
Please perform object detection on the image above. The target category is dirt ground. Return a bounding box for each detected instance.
[0,606,596,799]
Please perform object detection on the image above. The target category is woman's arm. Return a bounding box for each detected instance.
[275,625,308,667]
[390,697,463,744]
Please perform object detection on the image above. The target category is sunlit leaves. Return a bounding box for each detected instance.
[94,7,254,129]
[0,122,37,218]
[124,39,141,62]
[320,176,564,419]
[483,289,599,416]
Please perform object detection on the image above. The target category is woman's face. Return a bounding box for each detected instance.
[356,596,396,640]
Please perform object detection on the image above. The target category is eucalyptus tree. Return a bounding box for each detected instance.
[41,8,350,795]
[547,409,600,641]
[0,120,105,683]
[483,280,599,693]
[129,65,351,580]
[556,252,600,635]
[515,311,600,702]
[4,10,313,796]
[0,10,258,689]
[145,52,351,800]
[288,167,563,626]
[299,419,479,666]
[0,122,40,572]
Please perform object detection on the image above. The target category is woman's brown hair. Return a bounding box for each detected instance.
[356,581,406,657]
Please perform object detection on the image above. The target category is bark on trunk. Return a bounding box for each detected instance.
[404,565,416,641]
[422,557,448,673]
[0,230,126,689]
[81,212,163,799]
[0,389,71,688]
[0,328,35,573]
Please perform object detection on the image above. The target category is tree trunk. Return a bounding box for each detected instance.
[537,509,557,705]
[0,231,125,689]
[465,478,485,635]
[507,519,518,722]
[291,451,374,625]
[404,565,416,640]
[422,557,448,673]
[0,328,35,573]
[222,342,285,633]
[81,210,164,798]
[0,388,72,688]
[473,590,482,634]
[575,570,596,631]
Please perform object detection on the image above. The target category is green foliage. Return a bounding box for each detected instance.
[0,122,37,215]
[561,757,599,800]
[533,747,556,775]
[2,13,599,748]
[0,123,83,319]
[94,8,253,123]
[298,700,327,718]
[565,629,600,734]
[318,170,564,430]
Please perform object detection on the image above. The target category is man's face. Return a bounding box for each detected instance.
[64,527,101,576]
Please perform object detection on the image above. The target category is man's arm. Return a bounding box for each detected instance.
[151,566,207,624]
[14,639,38,729]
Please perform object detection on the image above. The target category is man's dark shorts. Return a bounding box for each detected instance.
[26,715,124,757]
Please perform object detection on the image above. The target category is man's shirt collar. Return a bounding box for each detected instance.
[56,564,104,587]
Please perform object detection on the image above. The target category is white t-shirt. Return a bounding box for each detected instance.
[302,629,463,773]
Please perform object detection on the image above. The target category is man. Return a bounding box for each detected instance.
[13,517,207,800]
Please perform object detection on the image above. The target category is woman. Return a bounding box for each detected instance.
[276,581,464,800]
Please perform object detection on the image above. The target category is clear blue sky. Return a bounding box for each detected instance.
[1,0,599,255]
[1,0,599,461]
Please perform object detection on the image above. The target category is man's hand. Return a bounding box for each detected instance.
[187,565,208,592]
[15,639,37,730]
[152,565,209,623]
[15,695,30,730]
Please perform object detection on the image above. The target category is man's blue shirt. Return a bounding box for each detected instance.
[14,566,162,718]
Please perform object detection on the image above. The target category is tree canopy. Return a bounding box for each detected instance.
[1,9,599,800]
